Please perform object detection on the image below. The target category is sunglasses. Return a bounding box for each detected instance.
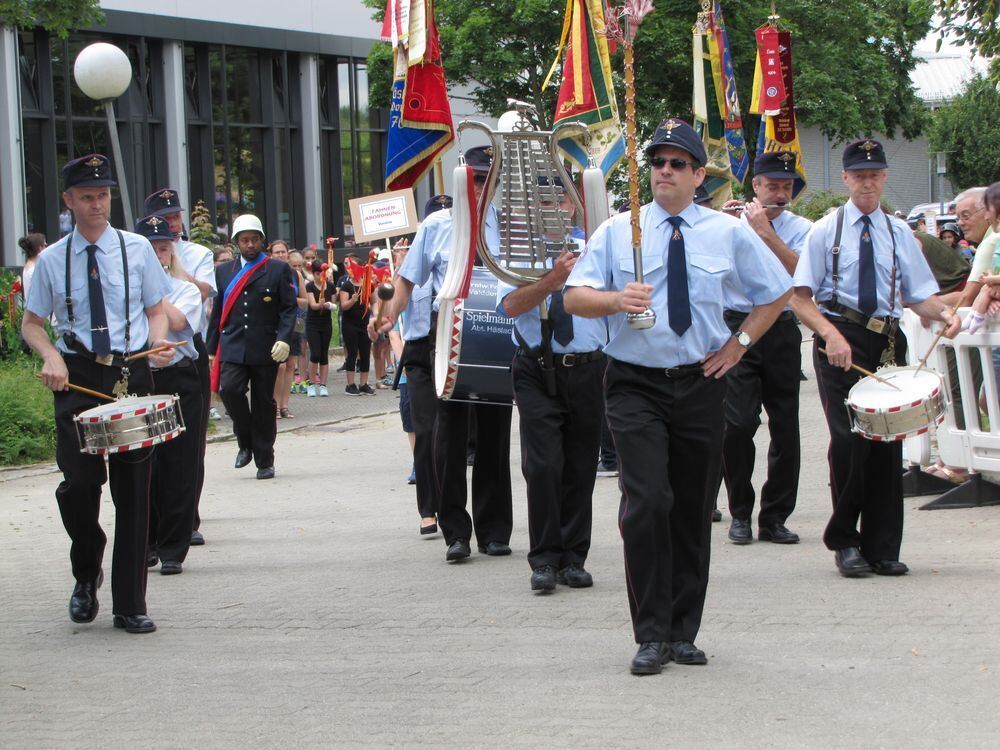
[649,156,698,170]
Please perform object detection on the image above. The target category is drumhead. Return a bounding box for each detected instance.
[848,366,942,411]
[76,395,177,422]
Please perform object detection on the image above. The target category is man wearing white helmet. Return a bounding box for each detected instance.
[206,214,297,479]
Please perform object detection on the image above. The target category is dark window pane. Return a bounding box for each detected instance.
[338,60,351,130]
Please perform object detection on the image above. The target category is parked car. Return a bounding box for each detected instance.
[906,201,957,229]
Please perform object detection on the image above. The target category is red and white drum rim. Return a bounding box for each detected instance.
[86,427,183,455]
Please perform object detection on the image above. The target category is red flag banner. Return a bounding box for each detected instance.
[754,27,785,116]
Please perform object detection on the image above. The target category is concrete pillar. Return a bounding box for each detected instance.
[161,40,189,210]
[0,27,27,266]
[299,53,323,245]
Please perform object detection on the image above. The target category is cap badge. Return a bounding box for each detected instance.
[662,119,680,138]
[148,216,163,227]
[85,157,102,168]
[484,147,493,158]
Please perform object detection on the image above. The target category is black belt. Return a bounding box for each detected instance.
[64,338,130,367]
[724,310,796,323]
[516,348,605,367]
[618,360,705,379]
[821,300,899,337]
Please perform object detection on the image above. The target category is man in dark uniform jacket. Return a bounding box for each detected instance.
[206,214,297,479]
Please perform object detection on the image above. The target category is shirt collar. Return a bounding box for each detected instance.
[649,200,702,228]
[845,199,880,226]
[70,224,115,254]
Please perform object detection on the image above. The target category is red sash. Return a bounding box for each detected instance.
[210,258,269,392]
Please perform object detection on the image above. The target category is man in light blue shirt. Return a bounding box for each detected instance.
[498,180,608,594]
[791,138,959,579]
[22,154,177,635]
[564,119,792,675]
[720,151,813,547]
[373,146,513,562]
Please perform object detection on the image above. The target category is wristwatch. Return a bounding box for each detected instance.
[734,330,752,348]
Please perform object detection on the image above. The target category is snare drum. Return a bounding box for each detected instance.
[846,365,946,442]
[74,395,185,455]
[435,268,517,405]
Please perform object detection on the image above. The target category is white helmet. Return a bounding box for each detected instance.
[231,213,265,241]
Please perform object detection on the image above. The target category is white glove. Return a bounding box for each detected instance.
[271,341,290,363]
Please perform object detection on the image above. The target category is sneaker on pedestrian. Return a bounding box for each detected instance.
[307,384,317,397]
[336,363,347,373]
[407,466,416,485]
[381,375,393,386]
[596,461,619,477]
[359,384,376,395]
[298,382,308,394]
[208,407,222,421]
[319,385,329,397]
[345,384,360,396]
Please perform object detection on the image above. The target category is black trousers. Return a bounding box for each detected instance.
[306,318,333,365]
[813,319,907,561]
[54,356,154,616]
[434,398,513,547]
[721,314,802,526]
[192,334,210,532]
[605,359,724,644]
[402,338,438,519]
[513,355,602,570]
[219,360,279,468]
[342,323,371,372]
[149,360,202,563]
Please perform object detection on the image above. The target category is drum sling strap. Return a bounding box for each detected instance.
[512,303,558,398]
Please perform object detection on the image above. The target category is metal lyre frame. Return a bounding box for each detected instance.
[458,102,590,296]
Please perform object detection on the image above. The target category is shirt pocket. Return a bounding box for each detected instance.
[615,247,664,280]
[687,253,731,297]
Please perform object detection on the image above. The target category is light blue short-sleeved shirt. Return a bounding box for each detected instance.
[177,239,217,336]
[401,280,434,340]
[496,237,608,353]
[566,201,792,368]
[793,199,939,318]
[156,276,202,367]
[725,210,813,314]
[26,224,170,354]
[397,204,501,332]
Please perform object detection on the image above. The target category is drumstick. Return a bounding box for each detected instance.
[915,305,960,374]
[818,348,901,391]
[125,341,188,362]
[36,375,115,401]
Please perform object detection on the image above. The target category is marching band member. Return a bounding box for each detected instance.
[22,154,175,634]
[791,139,959,578]
[135,215,203,576]
[564,119,792,675]
[721,151,813,546]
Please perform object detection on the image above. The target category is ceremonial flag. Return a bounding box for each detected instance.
[543,0,625,177]
[750,25,807,187]
[383,0,455,191]
[692,1,748,201]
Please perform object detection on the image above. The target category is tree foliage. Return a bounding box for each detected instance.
[935,0,1000,59]
[365,0,932,156]
[929,75,1000,190]
[0,0,104,39]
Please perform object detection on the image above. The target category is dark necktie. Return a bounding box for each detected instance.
[549,290,574,347]
[85,244,111,356]
[666,216,691,335]
[858,215,877,316]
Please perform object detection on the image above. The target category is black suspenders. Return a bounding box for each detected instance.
[63,229,132,356]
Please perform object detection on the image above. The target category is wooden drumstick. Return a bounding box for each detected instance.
[818,348,901,391]
[125,341,188,362]
[915,305,960,374]
[36,375,115,401]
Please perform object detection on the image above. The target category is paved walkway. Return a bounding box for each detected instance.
[1,345,998,747]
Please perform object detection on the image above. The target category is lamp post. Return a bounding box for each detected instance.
[73,43,134,227]
[936,151,948,217]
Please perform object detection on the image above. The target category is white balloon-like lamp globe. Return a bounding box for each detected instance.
[73,42,132,101]
[72,42,135,226]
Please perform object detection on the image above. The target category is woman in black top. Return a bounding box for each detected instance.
[305,260,337,395]
[339,274,374,395]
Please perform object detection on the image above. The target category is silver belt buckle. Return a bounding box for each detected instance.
[561,353,577,367]
[94,353,114,366]
[865,317,886,334]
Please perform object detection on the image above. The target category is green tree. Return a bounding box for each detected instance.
[928,75,1000,190]
[365,0,932,152]
[935,0,1000,59]
[188,199,219,247]
[0,0,104,39]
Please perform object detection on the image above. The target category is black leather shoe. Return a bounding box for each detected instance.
[835,547,872,577]
[711,509,722,523]
[557,563,593,588]
[190,530,205,546]
[478,541,512,556]
[758,523,800,544]
[256,466,275,480]
[630,642,669,675]
[160,560,182,575]
[669,640,708,665]
[68,571,103,624]
[446,539,471,562]
[871,559,909,576]
[728,518,753,545]
[420,522,438,536]
[113,614,157,634]
[530,565,556,593]
[234,449,252,468]
[146,550,159,568]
